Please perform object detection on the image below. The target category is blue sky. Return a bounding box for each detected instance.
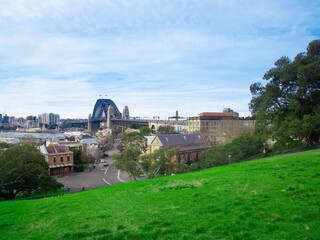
[0,0,319,119]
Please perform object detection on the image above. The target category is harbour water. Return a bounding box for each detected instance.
[0,131,65,144]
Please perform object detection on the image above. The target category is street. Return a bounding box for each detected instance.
[54,138,136,193]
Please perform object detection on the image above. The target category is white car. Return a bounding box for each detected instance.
[100,159,105,163]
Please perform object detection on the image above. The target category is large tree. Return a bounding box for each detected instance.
[121,132,146,151]
[112,147,142,181]
[250,40,320,146]
[0,144,63,200]
[113,146,178,180]
[139,147,178,178]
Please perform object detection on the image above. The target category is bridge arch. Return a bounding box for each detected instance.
[92,99,122,120]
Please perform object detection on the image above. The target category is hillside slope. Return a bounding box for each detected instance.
[0,149,319,239]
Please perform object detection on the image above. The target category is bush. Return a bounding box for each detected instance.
[273,140,303,151]
[74,165,84,172]
[71,148,82,164]
[0,142,10,149]
[204,136,264,168]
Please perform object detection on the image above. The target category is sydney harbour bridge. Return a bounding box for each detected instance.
[88,99,149,131]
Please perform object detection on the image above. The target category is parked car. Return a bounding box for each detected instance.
[103,162,109,167]
[100,159,105,163]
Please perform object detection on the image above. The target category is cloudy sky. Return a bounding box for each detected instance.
[0,0,319,119]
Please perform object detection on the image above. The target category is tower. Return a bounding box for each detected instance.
[122,106,129,119]
[88,114,92,132]
[107,106,114,129]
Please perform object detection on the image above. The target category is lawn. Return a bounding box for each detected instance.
[0,149,319,239]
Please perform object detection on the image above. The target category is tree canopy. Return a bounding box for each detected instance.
[139,126,153,136]
[121,132,146,151]
[0,144,63,200]
[113,147,142,181]
[250,40,320,146]
[113,147,178,180]
[157,125,176,134]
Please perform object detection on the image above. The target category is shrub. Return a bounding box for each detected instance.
[74,165,84,172]
[204,136,264,168]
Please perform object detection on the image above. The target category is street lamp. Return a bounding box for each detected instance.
[228,155,231,164]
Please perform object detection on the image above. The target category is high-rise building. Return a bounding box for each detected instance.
[49,113,55,125]
[8,116,15,123]
[0,113,2,124]
[26,120,36,129]
[54,114,60,125]
[38,113,49,125]
[3,115,9,124]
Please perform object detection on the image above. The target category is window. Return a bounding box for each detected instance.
[67,156,70,162]
[60,156,63,162]
[53,157,56,163]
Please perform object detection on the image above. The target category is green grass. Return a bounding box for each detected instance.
[1,149,319,239]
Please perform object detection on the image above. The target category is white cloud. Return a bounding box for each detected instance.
[0,0,319,119]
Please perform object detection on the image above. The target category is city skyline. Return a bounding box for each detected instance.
[0,1,320,119]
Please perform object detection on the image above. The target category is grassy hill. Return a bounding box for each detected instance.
[0,149,319,239]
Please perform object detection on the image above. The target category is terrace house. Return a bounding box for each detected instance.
[40,144,74,175]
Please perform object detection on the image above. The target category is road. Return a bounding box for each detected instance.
[54,138,136,193]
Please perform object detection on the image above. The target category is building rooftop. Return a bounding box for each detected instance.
[44,145,71,154]
[198,112,235,117]
[156,133,203,147]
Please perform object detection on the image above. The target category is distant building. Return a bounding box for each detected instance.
[26,120,37,129]
[54,114,60,125]
[38,113,60,127]
[3,115,9,124]
[49,113,55,126]
[8,116,15,123]
[38,113,49,126]
[149,120,189,133]
[149,133,211,163]
[39,143,74,175]
[189,109,255,145]
[26,115,33,121]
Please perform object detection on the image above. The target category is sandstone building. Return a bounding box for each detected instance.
[149,133,211,163]
[188,108,255,145]
[40,143,74,175]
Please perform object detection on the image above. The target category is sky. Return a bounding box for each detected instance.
[0,0,319,119]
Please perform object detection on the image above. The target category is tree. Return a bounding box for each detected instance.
[113,146,179,180]
[139,126,153,136]
[0,142,10,149]
[99,134,115,154]
[0,144,63,200]
[113,147,142,181]
[204,136,264,168]
[139,147,178,178]
[121,132,146,151]
[71,148,82,164]
[157,125,176,134]
[250,40,320,146]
